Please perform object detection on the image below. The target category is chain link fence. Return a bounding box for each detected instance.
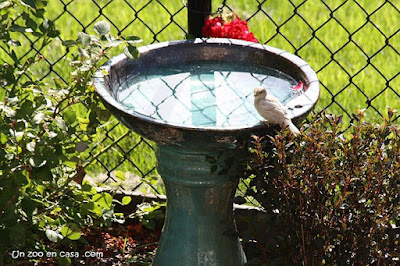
[3,0,400,197]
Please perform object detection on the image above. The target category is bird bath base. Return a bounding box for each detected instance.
[94,38,319,265]
[154,144,246,265]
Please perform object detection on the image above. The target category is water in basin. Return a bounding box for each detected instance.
[116,61,297,128]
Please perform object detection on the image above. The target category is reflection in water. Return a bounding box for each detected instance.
[116,61,297,128]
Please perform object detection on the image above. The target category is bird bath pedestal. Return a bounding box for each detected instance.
[94,39,319,265]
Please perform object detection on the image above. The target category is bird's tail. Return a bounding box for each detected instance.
[286,121,300,136]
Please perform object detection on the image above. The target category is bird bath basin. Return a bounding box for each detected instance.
[94,38,319,265]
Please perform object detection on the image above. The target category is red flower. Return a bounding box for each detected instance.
[242,32,258,43]
[202,14,258,43]
[202,16,223,38]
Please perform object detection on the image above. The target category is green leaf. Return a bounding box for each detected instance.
[94,20,111,36]
[96,108,111,122]
[16,100,34,118]
[61,223,81,240]
[82,181,95,193]
[0,133,8,144]
[39,18,59,37]
[121,196,131,205]
[31,165,53,181]
[46,229,63,243]
[20,0,46,9]
[32,8,45,18]
[78,117,89,131]
[78,32,90,47]
[19,0,36,9]
[92,192,113,210]
[23,15,38,31]
[124,45,140,60]
[126,35,142,44]
[63,109,76,125]
[10,24,32,33]
[62,40,77,47]
[80,202,95,215]
[50,207,62,215]
[115,171,125,182]
[36,185,45,195]
[21,198,36,216]
[126,35,141,41]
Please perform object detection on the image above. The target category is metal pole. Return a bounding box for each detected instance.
[187,0,212,37]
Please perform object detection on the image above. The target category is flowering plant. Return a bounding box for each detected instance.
[202,13,258,43]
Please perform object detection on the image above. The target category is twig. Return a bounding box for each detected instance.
[301,224,307,266]
[0,187,20,217]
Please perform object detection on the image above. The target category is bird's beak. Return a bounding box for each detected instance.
[254,87,264,97]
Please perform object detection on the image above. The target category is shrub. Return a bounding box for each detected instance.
[0,1,140,264]
[244,110,400,265]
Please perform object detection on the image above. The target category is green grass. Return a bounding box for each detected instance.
[2,0,400,191]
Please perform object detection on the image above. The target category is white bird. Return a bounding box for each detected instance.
[254,87,300,135]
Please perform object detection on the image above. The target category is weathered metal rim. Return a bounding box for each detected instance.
[93,38,320,132]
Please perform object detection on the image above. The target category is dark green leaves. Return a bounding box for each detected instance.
[124,44,140,60]
[0,7,142,263]
[20,0,47,10]
[245,111,400,264]
[126,35,142,43]
[62,39,76,47]
[39,18,59,37]
[63,109,76,125]
[10,24,32,33]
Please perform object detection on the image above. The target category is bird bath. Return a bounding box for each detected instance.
[94,38,319,265]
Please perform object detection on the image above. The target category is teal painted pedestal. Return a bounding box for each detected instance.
[153,145,246,265]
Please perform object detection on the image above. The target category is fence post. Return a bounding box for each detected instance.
[187,0,212,37]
